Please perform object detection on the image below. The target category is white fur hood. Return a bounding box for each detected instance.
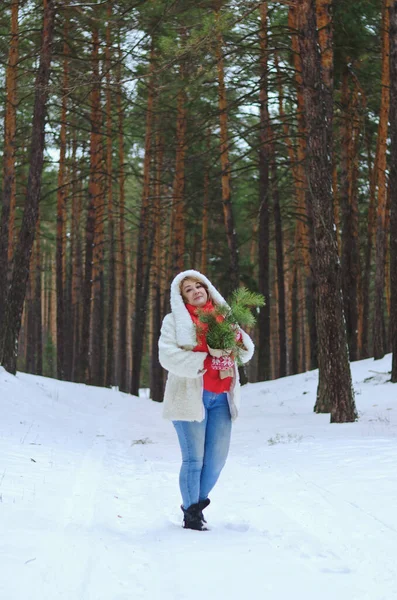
[170,269,229,349]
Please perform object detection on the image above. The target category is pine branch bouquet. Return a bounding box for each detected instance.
[197,287,265,367]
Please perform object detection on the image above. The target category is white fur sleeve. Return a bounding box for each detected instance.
[158,314,207,378]
[238,329,255,364]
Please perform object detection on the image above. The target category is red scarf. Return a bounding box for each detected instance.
[186,300,212,350]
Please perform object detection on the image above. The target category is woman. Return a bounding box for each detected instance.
[158,269,254,531]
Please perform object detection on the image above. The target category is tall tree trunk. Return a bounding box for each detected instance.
[291,260,299,374]
[25,248,36,374]
[161,190,172,318]
[117,43,128,392]
[275,50,298,376]
[171,83,187,274]
[127,232,134,389]
[257,1,271,382]
[294,220,307,374]
[0,0,19,337]
[373,0,391,360]
[130,39,156,396]
[316,0,333,133]
[0,0,55,373]
[304,196,318,371]
[340,69,361,361]
[296,0,356,423]
[201,172,209,275]
[289,3,317,372]
[150,133,164,402]
[275,51,299,199]
[270,269,278,378]
[201,129,211,275]
[117,83,129,392]
[349,82,363,360]
[309,0,334,371]
[50,254,57,362]
[385,184,392,324]
[70,128,83,381]
[332,162,341,253]
[78,24,102,384]
[299,269,307,372]
[34,219,43,375]
[105,1,116,388]
[269,128,287,378]
[389,0,397,382]
[56,15,69,380]
[90,129,106,386]
[215,9,240,292]
[361,127,377,357]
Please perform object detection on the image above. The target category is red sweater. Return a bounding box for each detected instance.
[186,301,233,393]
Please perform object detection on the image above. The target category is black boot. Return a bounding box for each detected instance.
[197,498,210,523]
[181,503,209,531]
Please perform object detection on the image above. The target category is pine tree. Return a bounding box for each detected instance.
[296,0,357,423]
[0,0,56,373]
[389,0,397,382]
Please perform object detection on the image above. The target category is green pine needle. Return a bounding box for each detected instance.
[206,320,236,350]
[195,286,264,362]
[230,303,256,328]
[231,287,265,309]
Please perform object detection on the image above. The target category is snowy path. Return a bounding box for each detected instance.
[1,357,397,600]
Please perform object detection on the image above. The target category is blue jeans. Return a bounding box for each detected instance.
[173,390,232,509]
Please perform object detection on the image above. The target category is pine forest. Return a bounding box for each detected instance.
[0,0,396,424]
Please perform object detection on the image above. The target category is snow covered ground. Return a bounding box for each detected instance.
[1,354,396,600]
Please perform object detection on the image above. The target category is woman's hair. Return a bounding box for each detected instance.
[179,276,212,304]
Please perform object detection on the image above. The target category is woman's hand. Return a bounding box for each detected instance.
[207,346,232,358]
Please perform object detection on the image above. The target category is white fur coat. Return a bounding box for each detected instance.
[158,270,255,422]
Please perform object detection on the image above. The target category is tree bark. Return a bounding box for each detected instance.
[78,24,103,384]
[316,0,333,133]
[70,127,83,381]
[389,0,397,382]
[201,129,211,275]
[34,221,43,375]
[289,3,317,372]
[130,39,156,396]
[275,50,299,201]
[0,0,55,373]
[215,9,240,292]
[269,130,287,378]
[0,0,19,338]
[310,0,334,372]
[291,261,299,374]
[56,13,69,380]
[340,68,361,361]
[90,83,106,388]
[171,83,187,275]
[373,0,391,360]
[117,55,128,393]
[296,0,357,423]
[105,1,116,388]
[25,247,36,374]
[361,127,377,357]
[257,1,271,382]
[150,133,164,402]
[275,50,300,376]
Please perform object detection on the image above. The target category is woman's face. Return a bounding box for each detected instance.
[181,279,208,307]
